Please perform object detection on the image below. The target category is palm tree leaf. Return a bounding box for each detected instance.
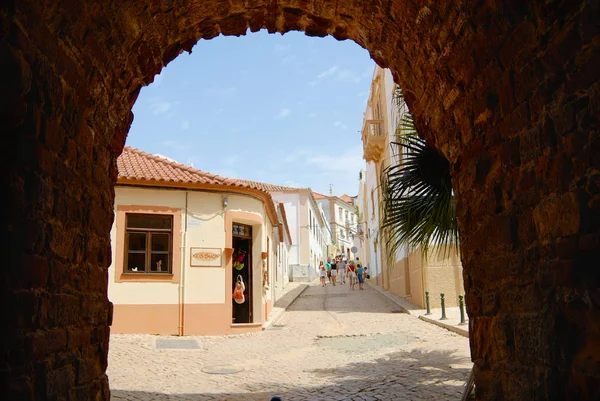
[380,89,459,260]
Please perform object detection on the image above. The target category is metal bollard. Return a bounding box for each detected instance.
[458,295,467,325]
[425,291,432,315]
[440,293,447,320]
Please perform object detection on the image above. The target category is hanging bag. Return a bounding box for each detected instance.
[233,275,246,304]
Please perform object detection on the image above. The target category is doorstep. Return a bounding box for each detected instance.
[231,323,263,330]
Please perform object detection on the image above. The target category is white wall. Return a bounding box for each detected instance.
[308,199,324,269]
[271,193,301,266]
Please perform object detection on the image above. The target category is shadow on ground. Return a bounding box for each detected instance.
[110,348,471,400]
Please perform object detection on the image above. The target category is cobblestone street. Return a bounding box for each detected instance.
[108,282,472,400]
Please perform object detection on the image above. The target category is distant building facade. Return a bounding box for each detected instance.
[359,66,465,308]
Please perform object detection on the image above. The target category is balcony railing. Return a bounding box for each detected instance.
[362,119,386,162]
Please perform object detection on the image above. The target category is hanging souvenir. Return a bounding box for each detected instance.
[232,249,247,271]
[232,275,246,304]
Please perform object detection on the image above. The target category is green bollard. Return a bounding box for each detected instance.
[425,291,432,315]
[440,293,447,320]
[458,295,467,325]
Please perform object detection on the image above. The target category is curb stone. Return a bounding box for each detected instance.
[367,282,469,338]
[262,282,312,329]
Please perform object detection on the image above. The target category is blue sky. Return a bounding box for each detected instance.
[126,30,376,196]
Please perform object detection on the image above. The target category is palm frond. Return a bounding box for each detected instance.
[380,92,459,260]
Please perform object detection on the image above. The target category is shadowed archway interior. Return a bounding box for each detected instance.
[3,0,600,399]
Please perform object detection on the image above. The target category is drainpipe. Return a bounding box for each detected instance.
[178,191,188,336]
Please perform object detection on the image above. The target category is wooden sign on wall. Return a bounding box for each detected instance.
[190,247,222,267]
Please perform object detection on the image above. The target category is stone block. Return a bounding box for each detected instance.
[533,192,581,240]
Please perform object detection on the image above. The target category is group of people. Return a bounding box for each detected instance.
[318,255,367,290]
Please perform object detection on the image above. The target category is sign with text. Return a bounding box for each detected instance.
[190,247,222,267]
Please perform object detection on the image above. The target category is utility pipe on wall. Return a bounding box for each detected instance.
[178,191,189,336]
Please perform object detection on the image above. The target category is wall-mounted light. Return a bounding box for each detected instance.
[222,196,228,208]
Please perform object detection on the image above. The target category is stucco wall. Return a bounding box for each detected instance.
[109,186,271,334]
[422,248,463,308]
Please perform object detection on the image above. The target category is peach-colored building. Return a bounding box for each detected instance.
[108,147,291,335]
[358,65,465,309]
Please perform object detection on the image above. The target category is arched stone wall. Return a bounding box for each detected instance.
[3,0,599,399]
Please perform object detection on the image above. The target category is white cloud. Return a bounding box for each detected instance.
[318,65,339,79]
[335,69,362,83]
[281,55,295,65]
[221,87,237,96]
[152,74,163,87]
[161,140,194,153]
[155,153,177,163]
[283,180,302,188]
[274,44,290,52]
[333,121,348,130]
[276,108,291,119]
[150,100,172,115]
[212,168,239,179]
[181,120,190,130]
[187,157,197,168]
[305,146,364,174]
[282,148,312,163]
[310,65,371,87]
[222,154,239,166]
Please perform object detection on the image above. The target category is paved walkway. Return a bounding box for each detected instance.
[367,283,469,338]
[108,281,472,400]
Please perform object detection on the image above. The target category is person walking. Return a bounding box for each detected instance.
[319,261,326,287]
[330,257,338,286]
[337,255,346,284]
[325,258,332,284]
[356,263,365,290]
[347,260,356,290]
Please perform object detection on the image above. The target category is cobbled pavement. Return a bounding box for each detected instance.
[108,281,472,400]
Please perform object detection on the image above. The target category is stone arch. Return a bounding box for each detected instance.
[3,1,599,399]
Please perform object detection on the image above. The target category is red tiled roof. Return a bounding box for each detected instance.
[312,192,327,199]
[117,146,282,224]
[235,179,308,193]
[340,194,355,205]
[118,146,236,185]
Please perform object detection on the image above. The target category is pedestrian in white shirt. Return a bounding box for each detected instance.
[337,255,346,284]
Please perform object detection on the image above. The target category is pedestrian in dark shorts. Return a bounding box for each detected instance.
[356,263,365,290]
[326,257,332,284]
[330,258,338,286]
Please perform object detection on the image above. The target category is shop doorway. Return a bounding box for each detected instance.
[232,223,253,324]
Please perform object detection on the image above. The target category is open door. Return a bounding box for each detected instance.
[232,223,252,324]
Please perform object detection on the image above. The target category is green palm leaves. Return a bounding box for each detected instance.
[380,88,459,258]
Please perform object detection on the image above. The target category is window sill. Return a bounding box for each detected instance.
[117,272,176,283]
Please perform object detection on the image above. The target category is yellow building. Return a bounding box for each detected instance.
[108,147,291,335]
[359,66,464,308]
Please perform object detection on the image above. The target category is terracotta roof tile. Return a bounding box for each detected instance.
[340,194,355,204]
[234,179,308,193]
[117,146,284,224]
[118,146,235,185]
[118,146,279,194]
[312,192,327,199]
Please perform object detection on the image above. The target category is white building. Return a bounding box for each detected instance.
[314,192,358,261]
[359,65,464,308]
[240,183,331,281]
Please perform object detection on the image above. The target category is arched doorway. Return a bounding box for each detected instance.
[3,1,599,399]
